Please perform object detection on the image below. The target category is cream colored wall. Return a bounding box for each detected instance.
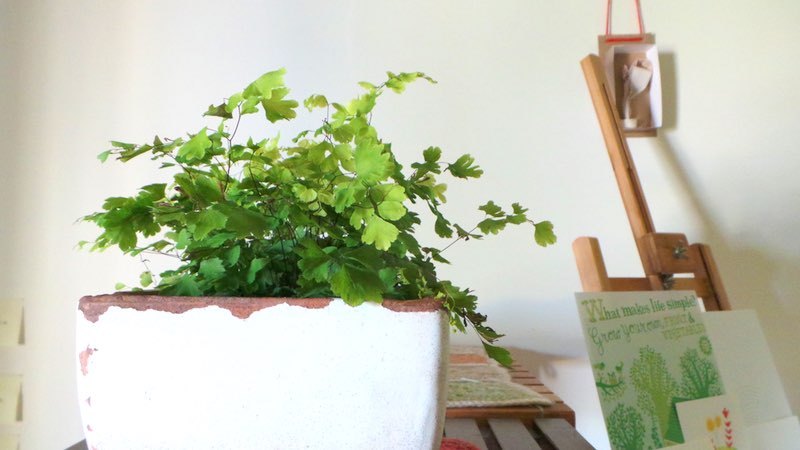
[1,1,798,448]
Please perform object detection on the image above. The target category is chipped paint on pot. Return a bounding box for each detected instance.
[76,295,448,449]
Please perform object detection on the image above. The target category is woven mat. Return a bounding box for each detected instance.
[446,346,553,408]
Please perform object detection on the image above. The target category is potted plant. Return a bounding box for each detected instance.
[77,69,555,449]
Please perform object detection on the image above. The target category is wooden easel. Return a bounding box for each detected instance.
[573,54,731,312]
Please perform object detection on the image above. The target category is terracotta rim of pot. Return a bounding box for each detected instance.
[78,294,444,323]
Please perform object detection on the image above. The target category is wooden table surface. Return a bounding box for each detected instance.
[445,363,595,449]
[446,363,576,426]
[445,417,594,450]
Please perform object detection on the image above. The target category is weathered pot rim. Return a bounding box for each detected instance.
[78,294,444,323]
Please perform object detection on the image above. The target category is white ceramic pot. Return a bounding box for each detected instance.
[77,295,448,449]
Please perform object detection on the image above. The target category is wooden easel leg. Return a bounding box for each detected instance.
[696,244,732,311]
[573,237,612,292]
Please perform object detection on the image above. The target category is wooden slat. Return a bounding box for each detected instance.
[607,277,654,291]
[511,385,561,403]
[670,277,712,299]
[510,377,546,386]
[535,418,596,450]
[447,363,575,425]
[447,402,575,425]
[446,418,595,449]
[581,54,656,272]
[509,374,542,383]
[510,372,562,404]
[445,418,489,450]
[512,378,546,387]
[488,418,543,450]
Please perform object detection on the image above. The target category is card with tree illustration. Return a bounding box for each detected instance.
[575,291,725,449]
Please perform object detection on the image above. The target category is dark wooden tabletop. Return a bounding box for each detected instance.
[445,417,595,450]
[446,364,577,426]
[445,363,595,449]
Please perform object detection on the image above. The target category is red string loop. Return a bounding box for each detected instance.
[605,0,645,36]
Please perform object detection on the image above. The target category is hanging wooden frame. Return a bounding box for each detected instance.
[598,0,662,137]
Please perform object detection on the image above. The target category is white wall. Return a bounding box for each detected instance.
[1,1,798,448]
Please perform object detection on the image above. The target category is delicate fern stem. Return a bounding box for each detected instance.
[439,224,480,253]
[141,250,182,259]
[222,106,243,193]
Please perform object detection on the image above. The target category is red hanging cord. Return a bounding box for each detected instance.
[604,0,645,42]
[635,0,644,34]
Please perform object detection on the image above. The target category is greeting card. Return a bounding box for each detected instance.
[576,291,724,449]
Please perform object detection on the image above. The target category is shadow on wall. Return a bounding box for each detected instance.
[715,246,800,413]
[659,52,677,130]
[657,56,798,413]
[0,3,27,292]
[652,134,800,414]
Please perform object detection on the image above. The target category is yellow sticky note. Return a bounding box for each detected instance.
[0,434,19,450]
[0,302,23,346]
[0,375,22,424]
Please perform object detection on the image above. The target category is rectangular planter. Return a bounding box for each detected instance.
[77,295,448,449]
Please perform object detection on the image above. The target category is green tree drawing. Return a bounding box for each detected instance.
[594,361,626,400]
[649,413,664,449]
[606,403,646,450]
[698,336,713,356]
[630,346,679,441]
[679,348,723,399]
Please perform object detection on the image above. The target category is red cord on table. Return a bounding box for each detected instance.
[440,437,482,450]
